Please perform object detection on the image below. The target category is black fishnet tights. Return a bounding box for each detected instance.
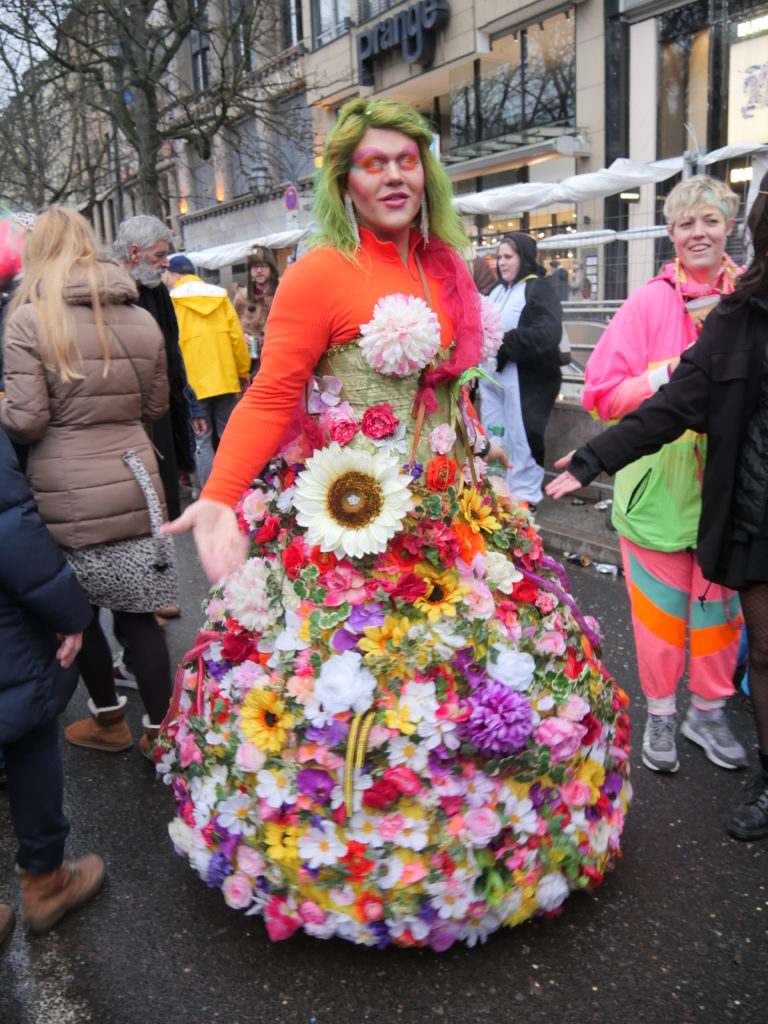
[740,583,768,756]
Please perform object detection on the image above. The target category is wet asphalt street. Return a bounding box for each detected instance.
[1,529,766,1024]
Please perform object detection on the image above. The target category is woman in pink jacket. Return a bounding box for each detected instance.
[581,176,745,776]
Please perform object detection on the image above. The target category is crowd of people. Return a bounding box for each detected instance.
[0,99,765,950]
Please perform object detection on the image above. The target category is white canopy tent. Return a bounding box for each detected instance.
[184,228,308,271]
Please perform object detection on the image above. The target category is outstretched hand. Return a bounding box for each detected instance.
[485,441,511,469]
[162,498,249,583]
[56,633,82,669]
[544,450,582,500]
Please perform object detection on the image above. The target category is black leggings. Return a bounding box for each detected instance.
[740,583,768,756]
[76,607,172,725]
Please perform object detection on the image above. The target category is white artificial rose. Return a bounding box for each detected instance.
[490,644,536,691]
[484,551,523,594]
[535,871,570,912]
[168,817,195,856]
[315,651,376,715]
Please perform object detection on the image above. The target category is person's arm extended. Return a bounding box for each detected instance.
[0,310,51,443]
[547,346,710,498]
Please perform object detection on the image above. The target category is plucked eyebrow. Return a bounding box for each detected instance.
[351,143,420,162]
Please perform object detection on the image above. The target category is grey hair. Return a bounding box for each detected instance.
[113,215,172,261]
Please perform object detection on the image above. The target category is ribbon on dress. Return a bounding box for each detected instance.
[344,708,376,812]
[161,629,222,731]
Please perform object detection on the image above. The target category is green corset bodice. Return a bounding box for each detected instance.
[313,340,465,469]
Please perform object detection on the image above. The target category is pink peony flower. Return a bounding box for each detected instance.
[235,742,267,773]
[359,293,441,377]
[559,780,592,807]
[533,717,587,763]
[298,900,326,925]
[383,765,423,795]
[379,813,405,842]
[236,845,266,876]
[400,861,427,885]
[428,423,457,455]
[322,562,368,606]
[264,897,301,941]
[328,416,358,446]
[179,734,202,768]
[534,630,566,656]
[361,402,399,440]
[222,871,254,909]
[559,694,591,722]
[479,295,504,363]
[464,806,502,845]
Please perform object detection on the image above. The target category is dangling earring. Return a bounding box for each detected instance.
[420,195,429,244]
[344,193,360,246]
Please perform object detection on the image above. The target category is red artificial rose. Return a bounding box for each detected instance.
[340,841,375,878]
[280,467,296,489]
[383,765,422,795]
[311,547,337,574]
[426,456,457,491]
[361,402,399,440]
[580,711,602,746]
[511,579,538,604]
[391,572,428,602]
[388,535,420,568]
[220,632,257,664]
[362,778,401,810]
[281,539,308,579]
[329,417,358,446]
[253,513,280,545]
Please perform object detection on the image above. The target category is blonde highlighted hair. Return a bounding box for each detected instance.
[8,207,111,382]
[663,175,739,225]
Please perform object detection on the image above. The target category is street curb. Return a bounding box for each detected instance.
[535,519,623,568]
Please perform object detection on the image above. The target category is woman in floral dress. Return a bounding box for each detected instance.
[159,99,632,949]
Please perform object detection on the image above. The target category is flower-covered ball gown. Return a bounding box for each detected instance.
[157,230,632,949]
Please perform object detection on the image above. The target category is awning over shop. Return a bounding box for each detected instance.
[537,224,670,250]
[452,144,767,216]
[184,228,308,270]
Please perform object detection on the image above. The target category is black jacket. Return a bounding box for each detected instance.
[571,295,768,586]
[0,429,93,745]
[496,276,563,466]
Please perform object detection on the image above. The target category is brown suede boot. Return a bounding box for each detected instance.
[64,696,133,752]
[17,854,105,934]
[139,715,162,762]
[0,903,14,945]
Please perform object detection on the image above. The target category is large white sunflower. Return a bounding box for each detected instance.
[293,442,413,559]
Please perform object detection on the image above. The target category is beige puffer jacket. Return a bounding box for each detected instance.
[0,261,169,550]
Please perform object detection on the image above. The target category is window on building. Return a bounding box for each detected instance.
[311,0,349,48]
[190,22,211,91]
[357,0,400,22]
[448,11,575,154]
[281,0,304,50]
[231,0,255,72]
[658,0,710,158]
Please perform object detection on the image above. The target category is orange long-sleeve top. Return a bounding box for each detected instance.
[202,228,456,507]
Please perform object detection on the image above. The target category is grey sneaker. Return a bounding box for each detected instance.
[642,713,680,773]
[681,707,748,770]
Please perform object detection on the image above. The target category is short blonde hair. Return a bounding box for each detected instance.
[663,175,739,225]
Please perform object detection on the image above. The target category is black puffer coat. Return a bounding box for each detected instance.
[0,428,93,745]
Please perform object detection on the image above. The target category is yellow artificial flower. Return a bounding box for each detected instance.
[458,488,502,535]
[577,758,606,803]
[413,564,465,622]
[263,822,300,864]
[239,688,294,753]
[385,703,417,735]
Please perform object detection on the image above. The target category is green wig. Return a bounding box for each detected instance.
[310,98,469,257]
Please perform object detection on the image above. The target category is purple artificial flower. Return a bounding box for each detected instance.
[305,718,349,746]
[428,746,454,775]
[207,851,234,888]
[207,660,230,681]
[428,923,460,952]
[404,461,423,480]
[331,627,361,654]
[528,781,558,810]
[585,805,601,822]
[367,919,392,949]
[212,820,239,860]
[348,602,386,631]
[455,647,488,689]
[297,767,336,804]
[602,771,623,801]
[462,680,534,757]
